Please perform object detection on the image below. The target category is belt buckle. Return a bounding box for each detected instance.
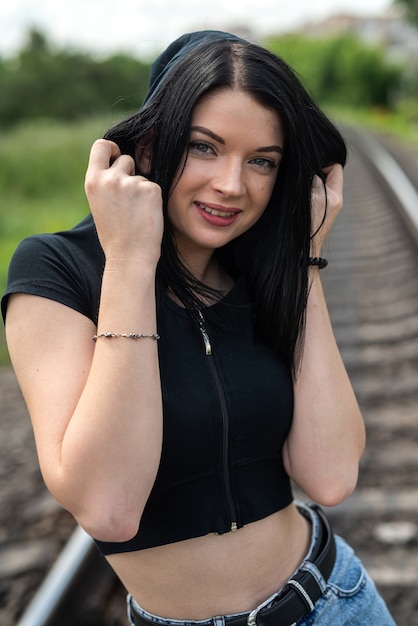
[247,606,261,626]
[247,591,278,626]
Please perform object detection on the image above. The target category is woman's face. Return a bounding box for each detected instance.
[167,88,284,262]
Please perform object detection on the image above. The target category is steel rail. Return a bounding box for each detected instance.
[344,125,418,244]
[15,527,111,626]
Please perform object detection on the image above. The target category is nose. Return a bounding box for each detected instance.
[212,157,245,197]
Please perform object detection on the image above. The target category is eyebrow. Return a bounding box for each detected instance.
[190,125,283,154]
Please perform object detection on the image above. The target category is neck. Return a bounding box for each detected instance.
[179,251,220,290]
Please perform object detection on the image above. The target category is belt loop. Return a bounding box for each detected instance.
[300,561,327,594]
[286,579,315,612]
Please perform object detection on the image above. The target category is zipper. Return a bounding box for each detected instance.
[198,311,238,532]
[198,310,212,355]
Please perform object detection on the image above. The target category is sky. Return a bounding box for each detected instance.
[1,0,393,59]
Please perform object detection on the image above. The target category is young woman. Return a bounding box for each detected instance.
[2,31,395,626]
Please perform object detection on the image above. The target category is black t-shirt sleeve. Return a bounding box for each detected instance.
[1,216,104,325]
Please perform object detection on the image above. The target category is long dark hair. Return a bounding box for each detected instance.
[104,33,347,373]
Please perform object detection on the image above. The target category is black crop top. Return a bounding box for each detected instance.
[2,215,294,554]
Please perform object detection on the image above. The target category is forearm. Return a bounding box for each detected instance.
[58,259,163,540]
[284,271,365,505]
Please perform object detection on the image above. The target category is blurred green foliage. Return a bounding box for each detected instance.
[0,28,413,130]
[0,116,107,363]
[265,34,403,109]
[0,27,417,364]
[0,29,150,128]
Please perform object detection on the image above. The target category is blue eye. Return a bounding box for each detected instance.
[188,141,214,155]
[251,157,276,169]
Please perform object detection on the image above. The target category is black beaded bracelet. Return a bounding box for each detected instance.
[308,256,328,269]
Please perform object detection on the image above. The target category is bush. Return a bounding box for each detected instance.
[0,29,150,128]
[265,33,403,109]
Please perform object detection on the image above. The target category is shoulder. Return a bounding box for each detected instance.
[2,215,104,324]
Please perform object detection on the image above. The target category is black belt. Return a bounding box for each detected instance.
[129,505,336,626]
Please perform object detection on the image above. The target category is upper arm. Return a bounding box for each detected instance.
[5,293,96,483]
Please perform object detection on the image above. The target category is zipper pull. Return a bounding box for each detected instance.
[198,311,212,355]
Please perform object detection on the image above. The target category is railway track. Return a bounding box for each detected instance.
[2,125,418,625]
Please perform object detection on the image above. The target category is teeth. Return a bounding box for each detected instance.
[197,202,236,218]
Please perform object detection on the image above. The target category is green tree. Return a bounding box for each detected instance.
[0,29,151,128]
[265,34,402,109]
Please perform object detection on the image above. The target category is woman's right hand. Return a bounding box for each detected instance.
[84,139,164,264]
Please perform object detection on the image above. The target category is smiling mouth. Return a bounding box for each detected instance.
[196,202,237,218]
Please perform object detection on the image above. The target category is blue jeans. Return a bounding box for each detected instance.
[127,508,396,626]
[296,536,395,625]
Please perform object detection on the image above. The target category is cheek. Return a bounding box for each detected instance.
[257,180,275,207]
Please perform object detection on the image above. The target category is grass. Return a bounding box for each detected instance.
[0,115,112,364]
[328,104,418,146]
[1,105,418,365]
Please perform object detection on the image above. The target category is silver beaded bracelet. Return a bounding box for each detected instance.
[92,332,160,342]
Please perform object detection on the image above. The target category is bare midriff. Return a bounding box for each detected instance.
[106,502,311,620]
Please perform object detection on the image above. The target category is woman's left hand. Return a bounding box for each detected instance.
[310,163,343,256]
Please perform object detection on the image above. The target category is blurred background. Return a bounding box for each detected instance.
[1,0,418,364]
